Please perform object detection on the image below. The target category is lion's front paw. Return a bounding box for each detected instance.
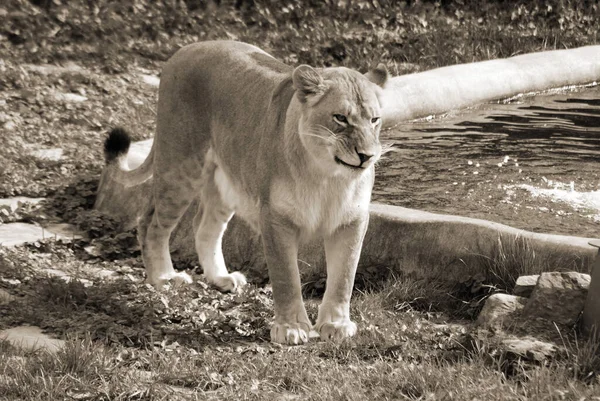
[210,271,247,292]
[270,321,311,345]
[315,320,357,341]
[147,271,193,290]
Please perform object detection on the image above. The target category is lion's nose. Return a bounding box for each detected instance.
[356,148,374,164]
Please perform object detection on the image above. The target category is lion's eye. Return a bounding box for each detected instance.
[371,117,381,125]
[333,114,348,125]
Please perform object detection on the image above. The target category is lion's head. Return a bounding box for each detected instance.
[292,64,388,176]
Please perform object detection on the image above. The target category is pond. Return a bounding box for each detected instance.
[374,85,600,239]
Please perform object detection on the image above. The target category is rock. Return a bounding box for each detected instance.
[0,223,49,246]
[501,336,557,362]
[116,265,134,274]
[29,147,64,161]
[0,197,44,212]
[3,120,16,131]
[0,222,81,247]
[0,288,15,305]
[44,268,93,287]
[95,269,116,279]
[477,293,527,329]
[84,245,101,257]
[140,74,160,87]
[24,63,84,76]
[513,274,539,297]
[523,271,591,326]
[53,92,87,103]
[0,326,64,352]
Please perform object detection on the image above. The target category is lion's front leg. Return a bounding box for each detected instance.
[260,210,311,345]
[315,216,368,341]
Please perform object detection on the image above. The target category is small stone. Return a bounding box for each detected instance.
[84,245,101,257]
[30,148,64,161]
[44,268,93,287]
[0,326,64,352]
[0,288,15,305]
[53,92,87,103]
[0,197,44,212]
[523,272,591,326]
[514,275,539,297]
[96,269,116,279]
[3,120,16,131]
[501,336,557,362]
[43,268,73,283]
[0,223,48,246]
[140,74,160,87]
[0,222,81,247]
[117,265,134,274]
[477,293,528,329]
[0,278,21,285]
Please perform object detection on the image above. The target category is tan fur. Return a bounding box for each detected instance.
[111,141,155,188]
[111,40,387,344]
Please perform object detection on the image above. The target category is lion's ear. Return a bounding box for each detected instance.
[292,65,326,103]
[365,63,389,88]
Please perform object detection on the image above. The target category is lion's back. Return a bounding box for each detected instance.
[153,41,294,201]
[161,41,291,98]
[156,40,292,142]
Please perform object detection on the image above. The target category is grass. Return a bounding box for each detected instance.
[1,235,598,399]
[1,310,600,400]
[1,0,599,398]
[3,0,598,73]
[470,233,590,291]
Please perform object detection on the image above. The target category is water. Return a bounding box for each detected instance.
[374,86,600,238]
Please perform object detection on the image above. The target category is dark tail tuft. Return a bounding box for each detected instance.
[104,127,131,164]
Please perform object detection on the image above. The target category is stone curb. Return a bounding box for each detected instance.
[381,45,600,127]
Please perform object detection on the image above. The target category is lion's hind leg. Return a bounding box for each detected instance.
[194,153,247,292]
[139,166,202,289]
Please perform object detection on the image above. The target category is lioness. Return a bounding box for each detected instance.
[105,41,387,344]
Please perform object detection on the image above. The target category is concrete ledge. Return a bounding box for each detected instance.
[381,45,600,127]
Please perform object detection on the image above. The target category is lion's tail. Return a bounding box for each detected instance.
[104,127,154,187]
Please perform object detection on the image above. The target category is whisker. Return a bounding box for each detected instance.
[301,131,336,143]
[380,142,394,155]
[314,124,340,139]
[307,125,342,146]
[307,126,339,141]
[375,143,396,165]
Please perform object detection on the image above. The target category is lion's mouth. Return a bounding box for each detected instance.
[335,156,364,170]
